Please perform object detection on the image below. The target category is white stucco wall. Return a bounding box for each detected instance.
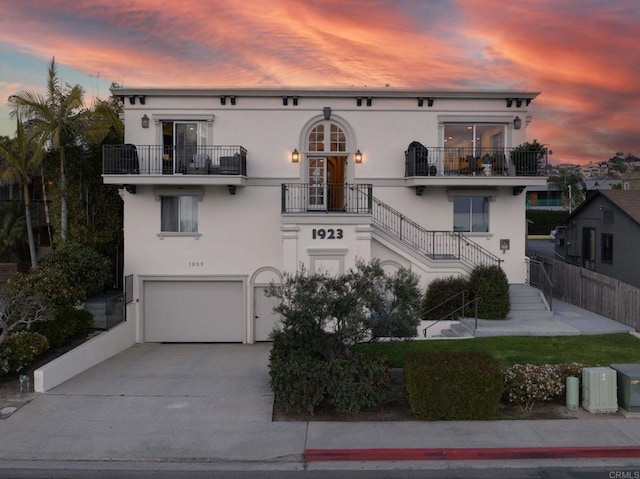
[113,88,541,342]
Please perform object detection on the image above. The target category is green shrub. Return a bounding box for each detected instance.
[0,331,49,376]
[269,341,330,413]
[3,267,83,326]
[327,351,389,413]
[526,210,569,235]
[469,265,510,320]
[404,351,504,420]
[502,363,585,412]
[40,242,111,299]
[31,314,74,349]
[422,275,470,321]
[67,309,95,337]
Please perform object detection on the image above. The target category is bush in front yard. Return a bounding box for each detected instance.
[469,265,510,320]
[327,351,390,414]
[40,242,111,299]
[422,275,470,321]
[502,363,585,412]
[404,351,503,420]
[0,331,49,376]
[32,308,95,348]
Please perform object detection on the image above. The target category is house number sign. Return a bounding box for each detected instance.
[188,261,205,267]
[311,228,344,239]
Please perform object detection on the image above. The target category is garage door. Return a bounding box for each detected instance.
[144,281,244,342]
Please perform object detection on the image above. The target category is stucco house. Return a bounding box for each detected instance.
[102,87,548,344]
[554,189,640,288]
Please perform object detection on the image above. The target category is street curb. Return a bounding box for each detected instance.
[304,446,640,462]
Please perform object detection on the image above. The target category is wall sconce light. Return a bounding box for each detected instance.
[513,116,522,130]
[354,149,363,163]
[291,149,300,163]
[141,114,149,128]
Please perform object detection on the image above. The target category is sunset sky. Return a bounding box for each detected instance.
[0,0,638,164]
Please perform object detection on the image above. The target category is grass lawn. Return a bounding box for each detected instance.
[361,333,640,368]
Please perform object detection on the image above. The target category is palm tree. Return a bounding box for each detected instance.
[0,202,26,262]
[0,117,45,268]
[9,57,88,242]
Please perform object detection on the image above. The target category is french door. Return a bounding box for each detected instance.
[308,157,327,210]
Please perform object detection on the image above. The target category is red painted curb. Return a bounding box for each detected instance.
[304,446,640,462]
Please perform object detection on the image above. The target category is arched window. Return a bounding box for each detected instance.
[308,122,346,152]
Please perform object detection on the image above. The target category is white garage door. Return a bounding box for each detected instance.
[144,280,244,342]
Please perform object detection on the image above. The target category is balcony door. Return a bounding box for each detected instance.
[306,121,348,211]
[162,121,207,173]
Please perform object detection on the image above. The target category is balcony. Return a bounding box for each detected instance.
[281,183,373,214]
[404,146,549,191]
[102,145,247,187]
[405,146,549,178]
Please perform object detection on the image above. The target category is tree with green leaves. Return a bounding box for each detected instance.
[0,202,26,262]
[9,58,94,242]
[0,116,46,268]
[548,168,584,210]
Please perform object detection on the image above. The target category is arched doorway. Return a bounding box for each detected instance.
[306,121,348,212]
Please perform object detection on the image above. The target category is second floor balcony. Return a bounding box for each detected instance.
[405,146,549,178]
[103,145,247,177]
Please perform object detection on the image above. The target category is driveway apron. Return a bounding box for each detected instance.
[0,343,307,463]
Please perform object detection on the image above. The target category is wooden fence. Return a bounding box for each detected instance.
[532,256,640,331]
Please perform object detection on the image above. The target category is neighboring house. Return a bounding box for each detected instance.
[102,87,548,343]
[583,179,624,191]
[526,184,564,211]
[555,190,640,288]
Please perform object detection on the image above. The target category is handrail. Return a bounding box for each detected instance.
[372,196,502,267]
[422,295,481,337]
[527,259,553,310]
[105,292,125,330]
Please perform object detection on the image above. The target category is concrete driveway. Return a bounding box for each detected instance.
[0,343,307,464]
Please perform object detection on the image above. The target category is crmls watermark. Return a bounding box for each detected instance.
[610,472,640,479]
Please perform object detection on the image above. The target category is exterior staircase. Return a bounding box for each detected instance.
[436,284,552,338]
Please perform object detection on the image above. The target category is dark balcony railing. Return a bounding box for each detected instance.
[281,183,373,213]
[405,146,549,177]
[103,145,247,176]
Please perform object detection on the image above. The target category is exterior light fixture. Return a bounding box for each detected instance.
[513,116,522,130]
[141,114,149,128]
[291,149,300,163]
[354,149,363,163]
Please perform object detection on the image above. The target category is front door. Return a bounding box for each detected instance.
[253,286,281,341]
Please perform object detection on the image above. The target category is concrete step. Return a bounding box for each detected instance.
[510,295,544,304]
[440,322,473,338]
[510,303,549,311]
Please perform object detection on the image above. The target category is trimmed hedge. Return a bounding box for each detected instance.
[422,275,469,321]
[469,265,510,320]
[404,351,503,420]
[0,331,49,376]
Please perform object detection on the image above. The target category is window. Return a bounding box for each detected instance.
[160,195,198,232]
[453,196,489,232]
[444,123,505,153]
[308,122,346,152]
[603,209,614,224]
[601,233,613,264]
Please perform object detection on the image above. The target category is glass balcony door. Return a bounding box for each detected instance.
[308,157,327,210]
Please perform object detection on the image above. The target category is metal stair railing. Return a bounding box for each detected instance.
[422,291,481,337]
[371,196,502,268]
[527,259,553,310]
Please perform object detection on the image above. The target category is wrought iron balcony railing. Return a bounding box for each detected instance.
[405,146,549,177]
[103,145,247,176]
[281,183,373,213]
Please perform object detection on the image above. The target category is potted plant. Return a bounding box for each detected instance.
[511,140,548,176]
